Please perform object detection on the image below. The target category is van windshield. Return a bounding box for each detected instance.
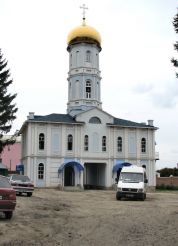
[119,172,143,183]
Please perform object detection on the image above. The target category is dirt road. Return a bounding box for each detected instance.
[0,189,178,246]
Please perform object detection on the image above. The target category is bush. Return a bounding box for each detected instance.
[156,184,178,190]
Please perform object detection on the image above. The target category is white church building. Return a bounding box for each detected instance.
[20,8,158,190]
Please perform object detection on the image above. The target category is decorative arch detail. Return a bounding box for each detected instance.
[89,116,101,124]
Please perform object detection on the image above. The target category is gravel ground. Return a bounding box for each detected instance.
[0,189,178,246]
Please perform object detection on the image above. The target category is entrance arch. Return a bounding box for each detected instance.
[58,161,84,188]
[64,166,75,186]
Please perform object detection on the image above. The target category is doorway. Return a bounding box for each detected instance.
[84,163,106,189]
[64,166,75,186]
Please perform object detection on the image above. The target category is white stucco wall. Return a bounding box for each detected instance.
[21,108,156,188]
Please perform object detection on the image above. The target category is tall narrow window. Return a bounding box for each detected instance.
[68,134,73,151]
[141,138,146,153]
[96,53,98,67]
[117,137,122,152]
[39,133,45,150]
[75,80,79,99]
[86,50,91,62]
[76,51,79,66]
[86,80,91,98]
[38,163,44,179]
[102,136,106,152]
[70,54,72,67]
[84,135,89,151]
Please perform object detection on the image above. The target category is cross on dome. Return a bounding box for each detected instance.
[80,4,88,20]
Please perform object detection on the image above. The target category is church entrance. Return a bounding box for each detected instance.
[84,163,106,189]
[64,166,75,186]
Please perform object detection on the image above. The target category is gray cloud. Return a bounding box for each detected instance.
[133,81,178,108]
[151,82,178,108]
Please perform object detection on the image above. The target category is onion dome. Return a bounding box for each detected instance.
[67,19,101,50]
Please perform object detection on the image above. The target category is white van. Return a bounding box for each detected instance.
[116,166,148,201]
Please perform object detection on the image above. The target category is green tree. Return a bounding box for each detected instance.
[0,49,18,154]
[171,9,178,77]
[157,168,178,177]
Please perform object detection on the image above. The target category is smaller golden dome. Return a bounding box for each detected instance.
[67,21,101,46]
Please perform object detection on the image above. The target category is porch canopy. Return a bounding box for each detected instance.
[112,161,132,173]
[58,161,84,173]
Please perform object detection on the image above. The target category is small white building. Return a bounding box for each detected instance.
[20,12,158,190]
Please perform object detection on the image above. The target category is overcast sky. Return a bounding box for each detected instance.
[0,0,178,170]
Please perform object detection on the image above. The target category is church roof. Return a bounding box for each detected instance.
[24,113,156,130]
[28,113,83,124]
[109,117,157,129]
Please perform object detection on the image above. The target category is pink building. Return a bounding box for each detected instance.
[0,136,21,171]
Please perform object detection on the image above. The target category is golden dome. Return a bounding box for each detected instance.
[67,21,101,46]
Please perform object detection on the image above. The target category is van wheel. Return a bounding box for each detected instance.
[116,192,121,200]
[141,194,146,201]
[4,211,13,219]
[27,193,32,197]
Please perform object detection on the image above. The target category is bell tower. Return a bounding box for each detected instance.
[66,5,102,116]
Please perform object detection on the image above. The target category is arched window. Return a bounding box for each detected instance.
[39,133,45,150]
[141,138,146,153]
[86,50,91,62]
[117,137,122,152]
[84,135,89,151]
[86,80,91,98]
[89,117,101,124]
[38,163,44,179]
[68,134,73,151]
[102,136,106,152]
